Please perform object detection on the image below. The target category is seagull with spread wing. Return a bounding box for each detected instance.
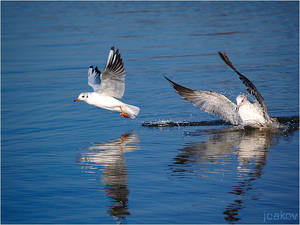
[74,46,140,119]
[164,52,278,128]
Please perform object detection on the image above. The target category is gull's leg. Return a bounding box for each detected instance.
[119,106,130,118]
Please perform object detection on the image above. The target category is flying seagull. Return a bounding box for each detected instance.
[164,52,277,128]
[74,46,140,119]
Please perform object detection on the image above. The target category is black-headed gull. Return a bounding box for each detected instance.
[74,47,140,119]
[164,52,278,128]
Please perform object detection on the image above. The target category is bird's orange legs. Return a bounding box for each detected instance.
[120,106,130,118]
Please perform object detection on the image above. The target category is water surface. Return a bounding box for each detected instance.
[2,2,299,224]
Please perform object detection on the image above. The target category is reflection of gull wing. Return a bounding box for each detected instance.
[218,52,269,120]
[164,76,241,125]
[98,47,126,99]
[182,129,243,160]
[80,132,139,165]
[88,66,101,92]
[174,135,236,165]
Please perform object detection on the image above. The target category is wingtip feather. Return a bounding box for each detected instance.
[163,75,173,84]
[95,66,101,74]
[164,75,195,97]
[164,75,182,90]
[103,46,125,77]
[218,51,232,67]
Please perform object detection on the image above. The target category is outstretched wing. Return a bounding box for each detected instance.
[98,46,126,99]
[164,76,241,125]
[218,52,269,120]
[88,66,101,92]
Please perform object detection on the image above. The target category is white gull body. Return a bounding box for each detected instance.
[74,47,140,119]
[236,94,270,127]
[165,52,278,128]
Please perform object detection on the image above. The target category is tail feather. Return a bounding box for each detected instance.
[122,104,140,119]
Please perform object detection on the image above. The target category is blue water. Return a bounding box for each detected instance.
[2,2,299,224]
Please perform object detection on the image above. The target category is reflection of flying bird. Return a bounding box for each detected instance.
[164,52,278,128]
[74,46,140,119]
[79,132,139,223]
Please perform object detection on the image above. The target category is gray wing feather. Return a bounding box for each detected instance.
[98,47,126,99]
[88,66,101,92]
[218,52,270,121]
[164,76,241,125]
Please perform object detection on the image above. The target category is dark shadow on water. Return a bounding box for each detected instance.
[78,132,139,224]
[142,119,230,127]
[169,124,298,223]
[142,116,299,128]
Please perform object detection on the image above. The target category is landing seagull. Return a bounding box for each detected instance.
[164,52,278,128]
[74,47,140,119]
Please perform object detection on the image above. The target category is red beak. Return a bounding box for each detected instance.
[74,98,79,102]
